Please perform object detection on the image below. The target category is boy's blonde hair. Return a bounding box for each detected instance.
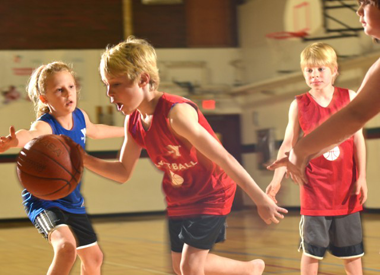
[300,42,339,82]
[300,42,338,71]
[99,36,160,91]
[27,61,80,119]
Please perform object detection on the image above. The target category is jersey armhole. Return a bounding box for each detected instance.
[170,102,198,111]
[169,102,199,120]
[167,102,199,140]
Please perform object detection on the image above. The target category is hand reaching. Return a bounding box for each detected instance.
[267,150,308,185]
[256,194,288,225]
[265,182,281,203]
[0,126,18,153]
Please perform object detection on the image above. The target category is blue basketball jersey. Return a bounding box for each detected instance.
[23,108,87,223]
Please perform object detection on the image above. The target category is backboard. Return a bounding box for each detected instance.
[284,0,323,35]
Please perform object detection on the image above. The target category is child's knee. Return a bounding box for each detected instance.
[91,249,103,267]
[82,248,103,269]
[180,261,202,275]
[54,241,77,263]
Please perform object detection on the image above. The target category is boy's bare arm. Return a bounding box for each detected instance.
[169,103,288,224]
[83,117,141,183]
[266,100,301,202]
[353,129,366,180]
[353,129,367,204]
[348,89,367,203]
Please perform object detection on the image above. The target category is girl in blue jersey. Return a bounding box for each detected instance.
[0,61,124,275]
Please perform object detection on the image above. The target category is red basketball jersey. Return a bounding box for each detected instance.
[128,93,236,218]
[296,87,362,216]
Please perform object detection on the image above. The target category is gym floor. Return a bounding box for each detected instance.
[0,209,379,274]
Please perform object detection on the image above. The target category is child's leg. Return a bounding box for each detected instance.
[300,254,319,275]
[169,215,264,275]
[177,246,208,275]
[343,257,363,275]
[48,225,77,275]
[69,213,103,275]
[171,252,182,275]
[173,244,264,275]
[40,209,101,275]
[298,215,330,275]
[204,252,265,275]
[330,213,364,275]
[77,244,103,275]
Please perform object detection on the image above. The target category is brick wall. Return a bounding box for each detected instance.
[0,0,237,49]
[0,0,124,49]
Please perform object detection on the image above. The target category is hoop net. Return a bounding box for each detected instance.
[266,31,308,40]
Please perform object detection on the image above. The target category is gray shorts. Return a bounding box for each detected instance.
[299,212,364,259]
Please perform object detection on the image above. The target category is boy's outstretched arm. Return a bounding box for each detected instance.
[266,99,301,203]
[169,103,288,224]
[81,116,141,183]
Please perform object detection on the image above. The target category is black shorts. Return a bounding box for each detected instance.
[34,208,97,249]
[299,212,364,259]
[168,215,227,253]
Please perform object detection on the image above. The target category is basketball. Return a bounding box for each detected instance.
[16,135,83,200]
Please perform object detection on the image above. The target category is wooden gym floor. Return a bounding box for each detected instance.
[0,210,379,274]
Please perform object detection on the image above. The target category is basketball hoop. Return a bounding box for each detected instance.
[264,0,320,74]
[266,31,308,40]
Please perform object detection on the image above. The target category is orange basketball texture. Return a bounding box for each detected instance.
[16,135,83,200]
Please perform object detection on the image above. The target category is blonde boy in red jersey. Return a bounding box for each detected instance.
[66,37,288,275]
[266,42,367,275]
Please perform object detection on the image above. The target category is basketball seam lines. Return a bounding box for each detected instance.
[19,146,77,181]
[54,135,83,176]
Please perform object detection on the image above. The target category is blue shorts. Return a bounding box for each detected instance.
[168,215,227,253]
